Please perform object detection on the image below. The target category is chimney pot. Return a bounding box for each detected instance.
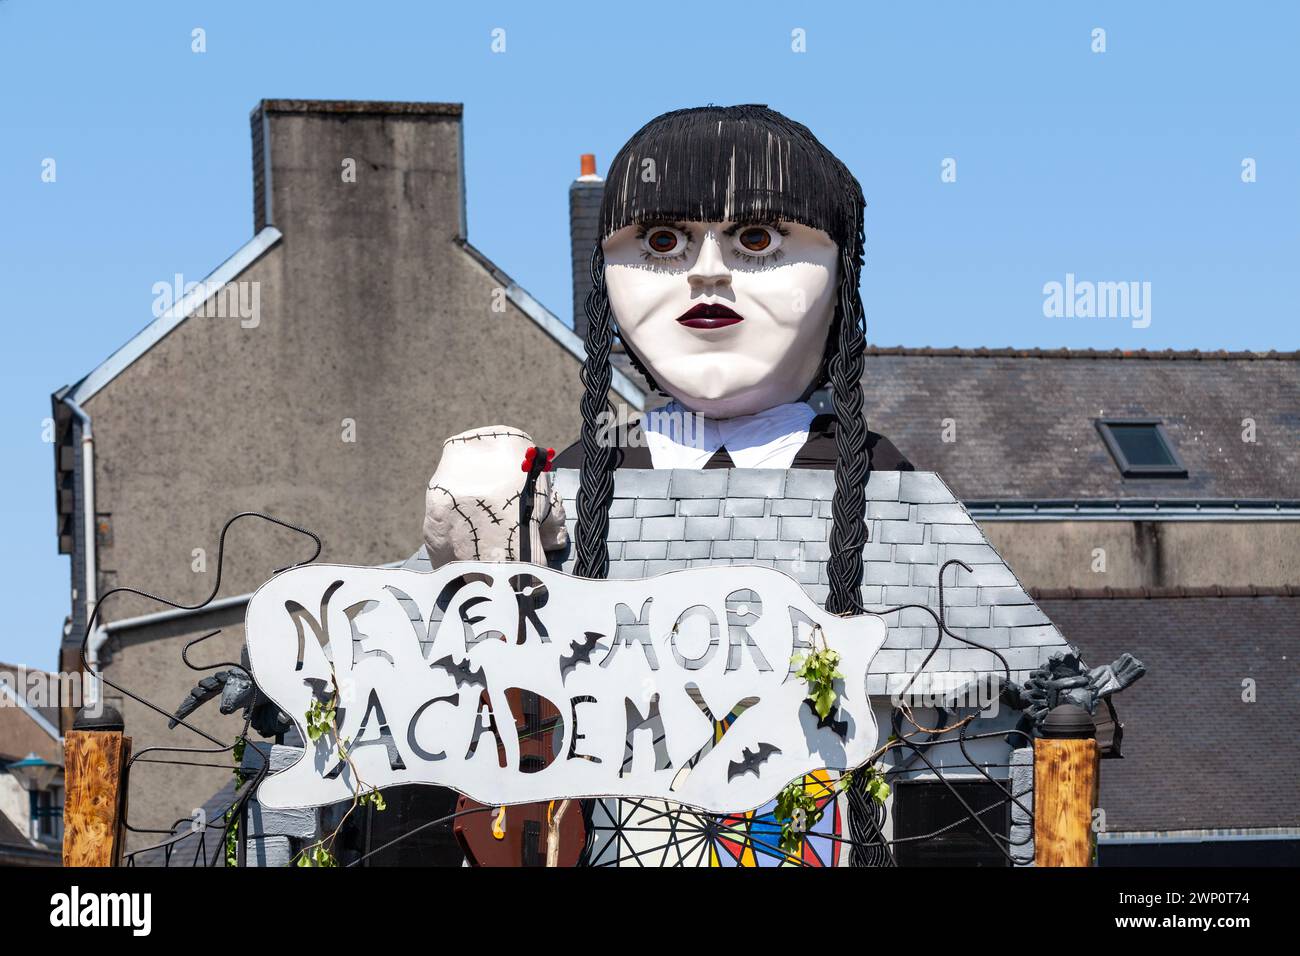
[580,153,597,178]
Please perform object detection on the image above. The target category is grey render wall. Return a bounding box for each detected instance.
[82,105,614,626]
[67,103,634,845]
[981,520,1300,590]
[547,467,1072,692]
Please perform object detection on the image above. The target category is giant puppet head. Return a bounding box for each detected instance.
[595,104,866,420]
[574,105,872,618]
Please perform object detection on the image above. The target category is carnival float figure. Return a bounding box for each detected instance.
[173,105,1142,868]
[430,103,911,606]
[424,105,913,866]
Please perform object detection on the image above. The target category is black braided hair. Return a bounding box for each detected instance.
[574,105,871,618]
[824,203,870,616]
[574,243,617,579]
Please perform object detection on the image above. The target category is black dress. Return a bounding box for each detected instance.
[552,413,914,472]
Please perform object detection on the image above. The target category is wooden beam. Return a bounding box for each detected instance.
[62,729,132,867]
[1034,736,1100,867]
[57,647,84,735]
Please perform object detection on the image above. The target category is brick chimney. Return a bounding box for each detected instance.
[568,154,604,341]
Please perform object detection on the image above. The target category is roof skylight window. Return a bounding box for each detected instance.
[1096,420,1188,478]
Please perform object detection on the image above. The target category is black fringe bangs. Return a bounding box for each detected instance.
[599,104,865,259]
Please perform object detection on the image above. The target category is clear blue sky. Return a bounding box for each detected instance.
[1,1,1296,670]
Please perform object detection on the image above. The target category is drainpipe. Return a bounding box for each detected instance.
[62,398,104,702]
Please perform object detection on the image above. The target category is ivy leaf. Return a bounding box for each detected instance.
[812,685,836,719]
[792,645,843,721]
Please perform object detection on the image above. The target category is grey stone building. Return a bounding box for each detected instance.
[48,99,647,853]
[0,664,63,866]
[848,346,1300,863]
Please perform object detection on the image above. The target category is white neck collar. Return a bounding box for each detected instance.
[641,400,817,470]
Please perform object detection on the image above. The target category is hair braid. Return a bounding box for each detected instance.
[825,212,870,616]
[574,244,617,580]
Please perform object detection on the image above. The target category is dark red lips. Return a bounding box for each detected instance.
[676,303,744,329]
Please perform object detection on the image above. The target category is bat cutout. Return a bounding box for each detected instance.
[726,742,782,782]
[559,631,605,678]
[430,654,486,689]
[806,699,852,739]
[302,677,333,703]
[669,685,761,792]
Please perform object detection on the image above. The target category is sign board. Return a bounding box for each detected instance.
[246,562,886,814]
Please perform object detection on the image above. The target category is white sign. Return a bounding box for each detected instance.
[246,563,886,814]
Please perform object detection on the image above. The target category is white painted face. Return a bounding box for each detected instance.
[602,219,839,420]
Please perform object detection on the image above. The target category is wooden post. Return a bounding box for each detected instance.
[1034,704,1099,867]
[62,706,131,867]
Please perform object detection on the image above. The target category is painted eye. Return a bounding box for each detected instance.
[641,226,689,258]
[732,224,783,257]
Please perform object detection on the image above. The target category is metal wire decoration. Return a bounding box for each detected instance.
[576,560,1037,867]
[72,512,322,867]
[90,516,1044,868]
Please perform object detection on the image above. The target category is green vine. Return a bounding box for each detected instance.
[300,844,338,868]
[294,670,387,867]
[775,628,891,857]
[790,625,844,719]
[859,764,891,804]
[225,737,248,867]
[773,767,890,857]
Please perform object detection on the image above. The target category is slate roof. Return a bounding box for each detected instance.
[0,810,57,866]
[0,810,29,845]
[1038,592,1300,832]
[858,347,1300,501]
[401,468,1074,688]
[547,468,1073,691]
[127,776,237,867]
[0,662,61,736]
[607,346,1300,501]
